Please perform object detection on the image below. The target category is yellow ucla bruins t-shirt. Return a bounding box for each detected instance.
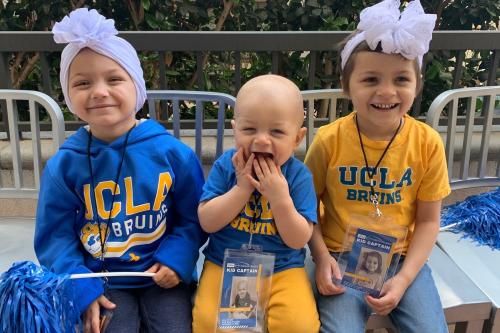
[305,112,451,254]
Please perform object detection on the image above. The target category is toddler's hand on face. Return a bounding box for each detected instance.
[250,155,289,204]
[232,148,256,192]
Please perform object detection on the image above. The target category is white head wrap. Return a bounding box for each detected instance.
[340,0,436,69]
[52,8,146,113]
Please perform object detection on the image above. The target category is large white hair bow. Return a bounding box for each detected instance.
[52,8,146,114]
[340,0,436,69]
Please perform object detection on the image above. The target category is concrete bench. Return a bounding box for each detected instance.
[0,218,36,272]
[304,245,492,333]
[1,218,493,333]
[438,232,500,333]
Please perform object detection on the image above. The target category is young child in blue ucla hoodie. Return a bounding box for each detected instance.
[34,8,205,333]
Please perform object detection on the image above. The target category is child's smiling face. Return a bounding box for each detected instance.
[237,283,248,298]
[365,255,380,273]
[232,75,306,167]
[68,48,137,142]
[346,51,418,140]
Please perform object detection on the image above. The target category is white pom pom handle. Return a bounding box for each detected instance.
[70,272,155,279]
[439,223,458,232]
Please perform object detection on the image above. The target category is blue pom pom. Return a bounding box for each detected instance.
[0,261,81,332]
[441,187,500,250]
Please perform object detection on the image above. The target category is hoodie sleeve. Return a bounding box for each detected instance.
[153,149,207,283]
[34,166,104,314]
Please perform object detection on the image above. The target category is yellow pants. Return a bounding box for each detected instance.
[192,260,320,333]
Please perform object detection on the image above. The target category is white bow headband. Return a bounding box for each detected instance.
[52,8,147,114]
[340,0,436,69]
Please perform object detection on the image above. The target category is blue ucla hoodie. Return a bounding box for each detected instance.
[34,120,206,314]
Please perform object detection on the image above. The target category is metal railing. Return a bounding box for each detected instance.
[146,90,236,159]
[0,90,64,198]
[145,89,349,156]
[426,86,500,189]
[2,86,499,198]
[0,31,499,136]
[302,88,347,147]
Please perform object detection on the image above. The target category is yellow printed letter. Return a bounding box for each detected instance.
[95,181,121,219]
[83,184,93,219]
[153,172,172,211]
[125,177,150,215]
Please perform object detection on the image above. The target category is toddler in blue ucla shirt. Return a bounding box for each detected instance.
[192,74,320,333]
[34,8,206,333]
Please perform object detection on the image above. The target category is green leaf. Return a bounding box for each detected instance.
[426,64,439,80]
[145,14,159,29]
[475,98,483,112]
[301,15,309,26]
[295,7,306,16]
[334,17,348,26]
[165,70,180,76]
[306,0,320,8]
[321,6,332,16]
[312,8,322,16]
[485,7,497,17]
[438,71,453,81]
[141,0,150,11]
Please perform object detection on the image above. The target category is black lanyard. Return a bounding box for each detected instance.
[355,115,401,216]
[87,125,135,270]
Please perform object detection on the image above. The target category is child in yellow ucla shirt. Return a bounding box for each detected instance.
[305,1,450,332]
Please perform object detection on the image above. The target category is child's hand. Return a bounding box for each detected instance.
[232,148,255,192]
[83,295,116,333]
[365,274,409,315]
[147,262,181,289]
[250,155,289,204]
[315,253,345,296]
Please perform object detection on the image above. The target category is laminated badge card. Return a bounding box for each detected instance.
[218,258,260,330]
[341,228,397,297]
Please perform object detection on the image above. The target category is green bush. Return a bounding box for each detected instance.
[1,0,498,120]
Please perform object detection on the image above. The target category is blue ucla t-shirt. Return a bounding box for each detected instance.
[201,148,317,272]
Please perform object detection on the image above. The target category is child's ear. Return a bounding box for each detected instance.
[294,127,307,147]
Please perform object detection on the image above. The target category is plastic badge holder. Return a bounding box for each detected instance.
[336,214,408,297]
[217,247,275,332]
